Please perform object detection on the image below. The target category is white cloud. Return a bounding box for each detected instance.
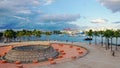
[40,14,80,22]
[13,16,30,22]
[98,0,120,12]
[91,18,108,23]
[85,25,118,31]
[0,0,79,30]
[43,0,55,5]
[0,0,54,15]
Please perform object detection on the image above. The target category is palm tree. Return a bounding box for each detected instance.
[3,29,15,43]
[93,31,99,45]
[12,30,17,42]
[103,30,111,50]
[0,32,3,41]
[17,31,25,42]
[86,29,93,45]
[33,30,42,40]
[114,30,120,50]
[25,30,32,41]
[19,29,27,41]
[109,30,114,51]
[99,30,104,46]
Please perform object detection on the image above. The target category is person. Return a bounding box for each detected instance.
[112,51,115,56]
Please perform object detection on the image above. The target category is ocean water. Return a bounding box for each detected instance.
[41,34,120,45]
[26,34,88,42]
[1,34,120,45]
[28,34,120,45]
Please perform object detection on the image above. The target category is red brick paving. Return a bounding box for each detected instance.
[0,43,87,68]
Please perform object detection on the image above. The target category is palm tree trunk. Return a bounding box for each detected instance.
[102,37,103,46]
[101,36,103,46]
[8,38,10,43]
[108,38,109,50]
[110,38,112,51]
[95,36,97,45]
[89,36,92,45]
[108,39,110,49]
[105,38,107,50]
[115,38,118,51]
[89,40,91,45]
[106,38,110,50]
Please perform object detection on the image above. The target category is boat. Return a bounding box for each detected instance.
[84,37,92,40]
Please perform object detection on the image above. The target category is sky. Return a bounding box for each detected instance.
[0,0,120,31]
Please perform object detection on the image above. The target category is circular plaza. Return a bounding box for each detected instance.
[0,41,88,68]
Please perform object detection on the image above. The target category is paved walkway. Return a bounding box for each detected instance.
[38,42,120,68]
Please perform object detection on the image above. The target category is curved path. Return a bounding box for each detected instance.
[39,42,120,68]
[0,41,87,68]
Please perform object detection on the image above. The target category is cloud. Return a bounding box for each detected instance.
[91,18,108,23]
[113,21,120,24]
[40,14,80,22]
[98,0,120,12]
[0,0,36,15]
[7,21,78,30]
[0,0,54,15]
[116,25,120,29]
[43,0,55,5]
[85,25,118,31]
[0,0,80,30]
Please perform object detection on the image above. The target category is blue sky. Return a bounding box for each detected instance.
[0,0,120,30]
